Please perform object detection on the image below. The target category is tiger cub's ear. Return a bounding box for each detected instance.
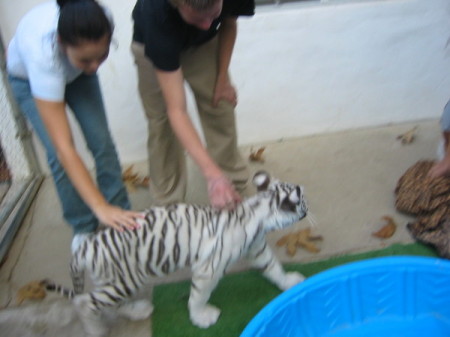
[253,171,270,191]
[289,186,301,204]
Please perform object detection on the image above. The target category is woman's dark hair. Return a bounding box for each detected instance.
[56,0,113,46]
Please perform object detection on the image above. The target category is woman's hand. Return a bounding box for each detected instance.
[94,204,144,232]
[207,176,242,210]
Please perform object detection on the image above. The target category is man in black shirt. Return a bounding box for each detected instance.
[131,0,255,209]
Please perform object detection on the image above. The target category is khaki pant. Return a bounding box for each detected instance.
[131,38,249,205]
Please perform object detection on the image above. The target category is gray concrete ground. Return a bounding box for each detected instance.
[0,119,441,337]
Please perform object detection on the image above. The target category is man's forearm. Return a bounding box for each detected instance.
[168,107,223,179]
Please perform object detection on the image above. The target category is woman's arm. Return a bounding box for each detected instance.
[35,98,142,231]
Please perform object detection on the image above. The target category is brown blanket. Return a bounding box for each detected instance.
[395,160,450,257]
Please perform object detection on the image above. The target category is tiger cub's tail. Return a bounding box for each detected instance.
[42,279,75,299]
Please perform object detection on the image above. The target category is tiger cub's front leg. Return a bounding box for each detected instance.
[188,271,222,328]
[248,241,305,291]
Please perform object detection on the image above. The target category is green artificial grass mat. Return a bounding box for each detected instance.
[152,243,438,337]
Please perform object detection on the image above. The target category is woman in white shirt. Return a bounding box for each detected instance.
[7,0,142,233]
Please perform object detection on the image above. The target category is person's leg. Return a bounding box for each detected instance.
[131,42,187,205]
[181,38,249,192]
[444,131,450,152]
[429,99,450,178]
[440,99,450,151]
[7,75,97,233]
[65,73,130,211]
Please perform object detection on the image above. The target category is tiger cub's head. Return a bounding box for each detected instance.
[252,171,308,231]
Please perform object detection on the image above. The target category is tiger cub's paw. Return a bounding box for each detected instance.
[190,304,221,328]
[281,271,305,290]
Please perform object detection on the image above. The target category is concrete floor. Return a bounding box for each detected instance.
[0,119,441,337]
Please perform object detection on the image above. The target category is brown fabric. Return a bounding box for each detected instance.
[407,219,450,258]
[395,160,450,257]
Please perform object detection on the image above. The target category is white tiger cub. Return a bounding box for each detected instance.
[45,171,308,336]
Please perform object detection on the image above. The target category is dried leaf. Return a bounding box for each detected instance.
[297,228,323,253]
[17,280,47,305]
[287,239,298,256]
[277,232,299,256]
[122,165,150,192]
[249,147,266,163]
[396,126,418,144]
[276,234,290,247]
[372,215,397,239]
[277,228,323,256]
[141,177,150,187]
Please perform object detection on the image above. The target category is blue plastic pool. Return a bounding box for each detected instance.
[241,256,450,337]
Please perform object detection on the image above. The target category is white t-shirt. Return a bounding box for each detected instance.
[7,1,82,102]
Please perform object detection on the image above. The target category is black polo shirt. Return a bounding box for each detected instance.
[132,0,255,71]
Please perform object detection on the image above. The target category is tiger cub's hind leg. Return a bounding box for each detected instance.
[70,258,85,295]
[188,272,222,328]
[74,284,131,337]
[74,293,109,337]
[117,299,154,321]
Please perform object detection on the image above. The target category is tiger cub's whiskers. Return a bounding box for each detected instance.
[307,212,318,229]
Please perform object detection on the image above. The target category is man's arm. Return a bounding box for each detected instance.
[155,68,241,208]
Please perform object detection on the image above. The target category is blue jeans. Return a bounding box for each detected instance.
[8,73,131,234]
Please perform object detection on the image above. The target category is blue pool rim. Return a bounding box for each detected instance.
[240,256,450,337]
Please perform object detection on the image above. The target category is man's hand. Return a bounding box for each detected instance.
[207,176,241,209]
[212,75,237,107]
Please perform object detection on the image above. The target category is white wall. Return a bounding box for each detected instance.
[1,0,450,170]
